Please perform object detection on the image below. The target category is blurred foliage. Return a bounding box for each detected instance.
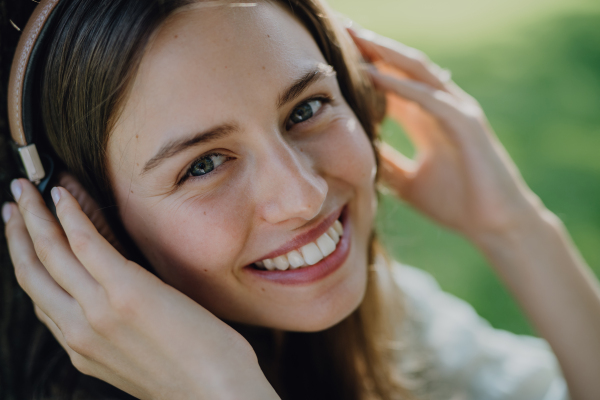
[328,0,600,335]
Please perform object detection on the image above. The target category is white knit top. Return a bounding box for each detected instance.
[390,261,570,400]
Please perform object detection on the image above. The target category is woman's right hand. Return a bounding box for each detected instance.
[3,178,279,400]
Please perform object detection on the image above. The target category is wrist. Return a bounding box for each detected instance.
[193,357,279,400]
[468,200,561,255]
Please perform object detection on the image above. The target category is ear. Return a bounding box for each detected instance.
[57,172,126,256]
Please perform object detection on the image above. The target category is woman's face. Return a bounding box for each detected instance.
[107,2,377,331]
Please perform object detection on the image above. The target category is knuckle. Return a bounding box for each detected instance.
[86,305,116,335]
[461,102,484,120]
[62,323,93,356]
[68,230,93,255]
[13,251,44,290]
[69,353,92,376]
[32,233,59,265]
[410,51,430,68]
[13,262,31,290]
[33,305,45,321]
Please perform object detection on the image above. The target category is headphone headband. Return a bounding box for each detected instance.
[7,0,62,183]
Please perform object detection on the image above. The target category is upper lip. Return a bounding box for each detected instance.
[250,206,344,264]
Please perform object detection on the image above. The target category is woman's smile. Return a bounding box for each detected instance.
[245,205,351,284]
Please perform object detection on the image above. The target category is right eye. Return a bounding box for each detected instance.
[189,153,228,177]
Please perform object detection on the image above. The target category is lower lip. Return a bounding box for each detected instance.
[244,206,351,285]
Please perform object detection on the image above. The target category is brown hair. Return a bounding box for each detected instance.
[2,0,414,398]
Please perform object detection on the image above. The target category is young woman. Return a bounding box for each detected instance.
[1,0,599,399]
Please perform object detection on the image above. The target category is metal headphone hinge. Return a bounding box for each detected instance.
[18,144,46,184]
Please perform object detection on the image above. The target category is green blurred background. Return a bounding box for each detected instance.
[328,0,600,336]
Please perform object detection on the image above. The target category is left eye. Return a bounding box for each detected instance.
[288,99,323,126]
[189,154,227,177]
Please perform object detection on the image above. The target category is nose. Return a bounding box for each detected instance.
[255,141,328,225]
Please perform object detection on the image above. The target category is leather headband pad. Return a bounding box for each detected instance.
[7,0,61,147]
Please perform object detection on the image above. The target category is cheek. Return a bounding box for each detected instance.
[316,114,376,186]
[119,194,248,289]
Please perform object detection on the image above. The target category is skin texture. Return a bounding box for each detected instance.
[107,3,376,331]
[4,3,600,400]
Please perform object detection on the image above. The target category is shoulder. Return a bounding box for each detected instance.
[389,260,570,400]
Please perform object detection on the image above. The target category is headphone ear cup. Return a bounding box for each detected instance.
[56,172,127,257]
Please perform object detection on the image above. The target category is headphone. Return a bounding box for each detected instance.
[8,0,62,195]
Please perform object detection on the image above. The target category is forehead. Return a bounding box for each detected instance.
[110,1,329,172]
[121,2,326,124]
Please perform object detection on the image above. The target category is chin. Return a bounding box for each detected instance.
[251,260,369,333]
[295,284,368,333]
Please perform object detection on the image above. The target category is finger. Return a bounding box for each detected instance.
[377,142,417,197]
[11,179,99,299]
[348,27,451,91]
[369,70,474,144]
[34,304,73,354]
[4,202,80,324]
[52,186,146,288]
[384,93,453,153]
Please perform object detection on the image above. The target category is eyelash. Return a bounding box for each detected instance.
[179,152,230,185]
[286,94,333,129]
[179,94,334,185]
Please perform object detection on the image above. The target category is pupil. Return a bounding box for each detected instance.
[191,157,215,176]
[291,103,313,123]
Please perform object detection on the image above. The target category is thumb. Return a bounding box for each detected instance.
[57,173,126,256]
[377,142,416,198]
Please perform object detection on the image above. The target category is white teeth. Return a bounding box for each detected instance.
[287,250,306,269]
[273,255,289,271]
[327,227,339,244]
[263,259,276,271]
[316,233,336,257]
[300,242,324,265]
[256,219,344,271]
[333,220,343,236]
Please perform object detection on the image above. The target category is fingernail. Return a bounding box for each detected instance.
[340,16,354,29]
[51,187,61,206]
[2,203,12,223]
[10,180,22,202]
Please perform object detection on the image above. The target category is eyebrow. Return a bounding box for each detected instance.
[277,67,327,109]
[141,124,238,175]
[141,66,332,175]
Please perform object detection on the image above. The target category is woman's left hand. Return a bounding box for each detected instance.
[348,27,545,240]
[348,29,600,400]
